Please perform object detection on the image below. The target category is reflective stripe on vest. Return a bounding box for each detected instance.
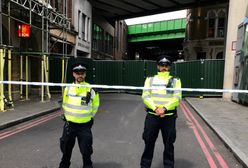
[63,103,91,110]
[64,110,93,117]
[147,76,177,111]
[148,111,174,116]
[151,93,173,98]
[63,84,93,123]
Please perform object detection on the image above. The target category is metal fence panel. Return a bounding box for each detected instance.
[50,58,224,97]
[94,60,123,86]
[123,60,145,87]
[145,60,157,77]
[173,61,202,96]
[202,60,224,93]
[174,59,224,97]
[49,57,62,91]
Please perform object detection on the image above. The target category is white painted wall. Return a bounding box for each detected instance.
[73,0,92,57]
[223,0,248,100]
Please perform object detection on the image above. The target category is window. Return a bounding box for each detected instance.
[207,9,226,38]
[92,24,97,50]
[116,21,119,50]
[92,24,104,52]
[105,33,113,55]
[78,10,81,38]
[217,10,226,37]
[207,11,216,38]
[55,0,63,13]
[87,18,91,42]
[119,22,122,50]
[82,14,86,40]
[216,52,223,59]
[197,52,206,60]
[64,0,67,16]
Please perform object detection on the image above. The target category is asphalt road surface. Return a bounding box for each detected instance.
[0,93,243,168]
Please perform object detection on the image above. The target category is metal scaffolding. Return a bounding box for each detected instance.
[0,0,71,111]
[10,0,70,29]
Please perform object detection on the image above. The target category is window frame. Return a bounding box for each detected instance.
[206,10,217,38]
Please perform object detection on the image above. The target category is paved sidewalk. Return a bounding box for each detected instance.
[185,98,248,168]
[0,95,61,130]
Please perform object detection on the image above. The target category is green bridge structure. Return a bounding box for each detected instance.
[128,18,186,42]
[127,18,186,60]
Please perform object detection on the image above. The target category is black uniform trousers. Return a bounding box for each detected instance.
[140,113,177,168]
[59,119,94,168]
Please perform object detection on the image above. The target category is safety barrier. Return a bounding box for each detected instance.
[1,81,248,94]
[0,53,229,112]
[172,59,225,97]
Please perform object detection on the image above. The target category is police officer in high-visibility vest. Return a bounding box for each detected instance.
[140,55,182,168]
[59,63,100,168]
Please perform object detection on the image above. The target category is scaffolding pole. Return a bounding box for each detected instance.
[45,2,50,100]
[61,57,65,94]
[2,0,71,105]
[10,0,70,29]
[44,55,51,99]
[41,2,44,102]
[20,55,23,100]
[7,49,13,108]
[41,56,44,102]
[0,49,4,111]
[0,0,2,45]
[25,56,29,100]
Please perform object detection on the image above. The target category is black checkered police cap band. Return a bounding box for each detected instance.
[157,56,171,66]
[72,64,86,72]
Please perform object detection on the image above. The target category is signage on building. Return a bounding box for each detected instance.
[18,24,30,38]
[78,42,90,49]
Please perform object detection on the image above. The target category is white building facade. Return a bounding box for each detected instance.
[73,0,92,57]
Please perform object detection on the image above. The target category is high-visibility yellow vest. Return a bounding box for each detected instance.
[142,72,182,116]
[62,82,100,123]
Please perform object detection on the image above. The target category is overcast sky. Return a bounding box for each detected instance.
[125,10,187,25]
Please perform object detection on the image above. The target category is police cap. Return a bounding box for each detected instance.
[72,63,87,72]
[157,55,171,66]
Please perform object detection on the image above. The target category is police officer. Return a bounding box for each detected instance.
[59,63,100,168]
[140,55,182,168]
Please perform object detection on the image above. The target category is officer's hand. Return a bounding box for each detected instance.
[160,114,166,118]
[155,107,165,115]
[159,107,167,118]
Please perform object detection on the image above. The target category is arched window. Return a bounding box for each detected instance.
[207,10,216,38]
[216,51,223,59]
[217,10,226,37]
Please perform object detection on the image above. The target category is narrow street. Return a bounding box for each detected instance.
[0,94,243,168]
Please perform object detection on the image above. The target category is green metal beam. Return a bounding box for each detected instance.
[128,32,185,42]
[128,18,186,42]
